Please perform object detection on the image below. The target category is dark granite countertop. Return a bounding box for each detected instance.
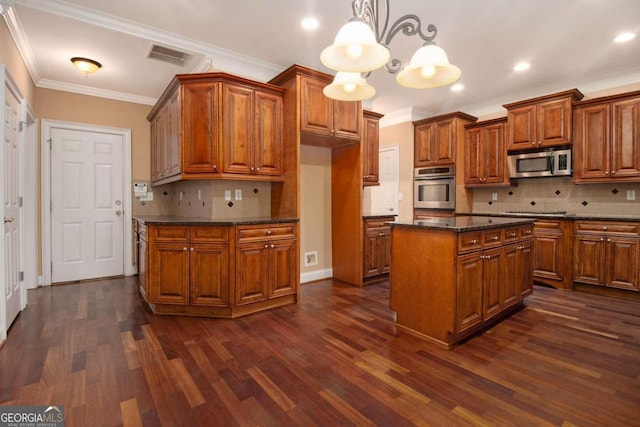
[134,215,299,226]
[391,216,534,232]
[470,212,639,221]
[363,214,397,220]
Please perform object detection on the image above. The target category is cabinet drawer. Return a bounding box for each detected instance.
[365,217,395,229]
[236,223,296,242]
[483,229,503,247]
[520,225,534,238]
[504,227,520,243]
[575,221,640,236]
[458,232,483,253]
[149,225,189,243]
[191,226,229,243]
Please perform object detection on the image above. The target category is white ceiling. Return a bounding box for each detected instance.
[2,0,640,123]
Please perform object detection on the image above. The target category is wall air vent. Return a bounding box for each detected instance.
[147,44,191,66]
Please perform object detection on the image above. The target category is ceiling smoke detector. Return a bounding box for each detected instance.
[147,44,191,66]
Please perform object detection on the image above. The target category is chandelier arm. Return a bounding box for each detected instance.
[383,16,438,46]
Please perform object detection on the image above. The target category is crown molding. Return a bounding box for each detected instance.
[38,79,157,105]
[379,107,432,128]
[0,2,40,84]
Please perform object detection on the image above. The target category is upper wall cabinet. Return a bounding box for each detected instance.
[269,64,362,148]
[503,89,584,151]
[573,91,640,183]
[362,110,384,186]
[148,73,285,185]
[464,118,509,187]
[413,112,477,167]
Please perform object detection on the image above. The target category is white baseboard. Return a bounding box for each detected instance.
[301,268,333,284]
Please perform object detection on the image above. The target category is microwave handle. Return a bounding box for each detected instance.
[549,153,555,175]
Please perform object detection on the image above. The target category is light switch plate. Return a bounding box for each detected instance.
[224,190,231,201]
[492,192,498,201]
[628,190,636,201]
[235,189,242,200]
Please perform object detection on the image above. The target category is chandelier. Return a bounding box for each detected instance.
[321,0,461,101]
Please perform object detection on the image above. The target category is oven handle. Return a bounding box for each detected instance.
[414,176,455,181]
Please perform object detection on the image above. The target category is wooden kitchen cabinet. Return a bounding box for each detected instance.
[148,73,285,185]
[363,217,393,282]
[139,220,298,317]
[464,118,508,187]
[362,110,384,186]
[235,223,298,305]
[573,91,640,183]
[532,219,574,290]
[504,89,583,151]
[574,220,639,292]
[390,219,534,347]
[414,112,477,167]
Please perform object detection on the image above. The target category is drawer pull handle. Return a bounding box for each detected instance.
[470,239,477,244]
[602,226,608,231]
[492,236,499,241]
[266,230,273,235]
[509,233,517,237]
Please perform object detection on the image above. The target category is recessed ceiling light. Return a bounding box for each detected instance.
[514,62,530,72]
[451,83,464,92]
[301,17,319,31]
[614,32,636,43]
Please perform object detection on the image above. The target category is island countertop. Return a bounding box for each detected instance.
[134,215,299,226]
[390,216,535,232]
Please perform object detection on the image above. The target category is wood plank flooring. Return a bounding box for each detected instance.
[1,277,639,426]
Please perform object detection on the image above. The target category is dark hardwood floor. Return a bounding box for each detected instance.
[1,277,639,426]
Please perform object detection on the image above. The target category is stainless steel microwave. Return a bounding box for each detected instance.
[414,165,455,209]
[508,148,572,179]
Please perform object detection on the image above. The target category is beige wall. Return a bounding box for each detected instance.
[299,145,332,279]
[0,20,35,106]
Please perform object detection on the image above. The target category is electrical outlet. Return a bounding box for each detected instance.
[197,189,201,200]
[224,190,231,201]
[235,189,242,200]
[628,190,636,201]
[179,191,183,201]
[398,192,404,201]
[492,192,498,201]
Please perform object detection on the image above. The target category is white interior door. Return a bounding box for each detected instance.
[51,127,125,283]
[4,75,22,328]
[371,145,399,215]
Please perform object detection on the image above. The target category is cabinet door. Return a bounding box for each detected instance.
[333,100,361,141]
[149,243,190,304]
[502,244,521,307]
[483,248,504,321]
[483,122,506,184]
[235,242,269,304]
[254,90,283,176]
[533,225,565,282]
[507,104,536,150]
[414,123,435,167]
[363,227,382,278]
[269,239,297,298]
[183,82,220,173]
[362,113,380,185]
[611,98,640,179]
[150,116,161,180]
[190,244,229,306]
[518,240,534,298]
[574,234,606,285]
[464,127,482,185]
[456,252,484,333]
[380,228,392,274]
[167,89,182,176]
[537,97,572,148]
[222,83,255,175]
[606,237,638,291]
[300,76,332,136]
[573,104,610,181]
[432,118,456,165]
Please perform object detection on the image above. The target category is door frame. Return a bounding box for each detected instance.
[23,106,38,290]
[41,120,134,286]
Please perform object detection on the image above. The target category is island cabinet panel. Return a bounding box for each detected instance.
[363,217,394,283]
[148,73,285,185]
[504,89,583,151]
[532,219,573,290]
[573,91,640,183]
[139,220,298,318]
[390,218,534,347]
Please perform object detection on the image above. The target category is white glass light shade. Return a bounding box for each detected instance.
[396,44,461,89]
[320,19,390,72]
[323,72,375,101]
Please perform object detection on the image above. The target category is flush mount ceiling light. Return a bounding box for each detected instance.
[70,57,102,75]
[320,0,461,100]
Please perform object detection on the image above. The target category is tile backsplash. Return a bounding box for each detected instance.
[471,177,639,216]
[132,180,272,218]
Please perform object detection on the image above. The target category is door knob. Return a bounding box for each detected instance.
[115,211,122,216]
[4,217,14,223]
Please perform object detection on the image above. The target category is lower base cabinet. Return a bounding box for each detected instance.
[532,219,573,290]
[363,217,393,283]
[139,221,299,318]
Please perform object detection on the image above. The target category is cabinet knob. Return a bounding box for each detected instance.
[492,236,499,241]
[251,167,255,171]
[266,230,272,235]
[611,171,616,175]
[510,233,517,237]
[190,247,194,251]
[602,226,608,231]
[256,167,260,171]
[264,244,269,248]
[183,247,188,251]
[600,238,604,241]
[270,244,275,249]
[471,239,477,244]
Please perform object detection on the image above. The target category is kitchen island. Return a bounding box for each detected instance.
[390,216,535,347]
[135,215,299,318]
